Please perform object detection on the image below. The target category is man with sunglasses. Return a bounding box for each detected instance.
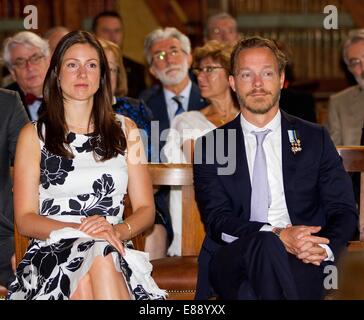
[140,27,207,258]
[3,31,50,121]
[327,29,364,145]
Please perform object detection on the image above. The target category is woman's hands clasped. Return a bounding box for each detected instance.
[78,216,125,256]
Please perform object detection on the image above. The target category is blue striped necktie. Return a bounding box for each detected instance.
[172,95,185,117]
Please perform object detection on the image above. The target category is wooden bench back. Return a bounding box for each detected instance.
[336,146,364,249]
[146,163,205,256]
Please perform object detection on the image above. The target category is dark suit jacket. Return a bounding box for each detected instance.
[140,81,207,162]
[0,89,29,236]
[123,56,146,99]
[0,89,29,286]
[280,88,317,123]
[193,110,358,299]
[5,82,43,121]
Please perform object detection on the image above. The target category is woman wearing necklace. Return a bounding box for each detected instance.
[7,31,165,300]
[163,40,239,257]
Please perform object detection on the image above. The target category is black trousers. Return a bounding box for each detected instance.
[0,236,14,287]
[209,231,328,299]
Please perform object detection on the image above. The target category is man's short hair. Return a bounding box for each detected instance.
[92,11,123,32]
[2,31,50,69]
[204,12,237,39]
[144,27,191,65]
[342,29,364,65]
[44,26,70,40]
[230,36,287,75]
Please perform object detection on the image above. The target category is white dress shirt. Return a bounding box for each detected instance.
[240,111,334,261]
[28,99,42,121]
[163,80,192,123]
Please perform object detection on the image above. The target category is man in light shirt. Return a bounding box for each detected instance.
[194,36,358,300]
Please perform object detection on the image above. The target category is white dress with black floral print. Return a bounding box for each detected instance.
[7,116,166,300]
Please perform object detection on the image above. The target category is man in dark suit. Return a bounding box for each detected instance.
[193,36,358,300]
[280,87,317,123]
[0,89,29,288]
[2,31,50,121]
[140,27,207,162]
[92,11,146,99]
[140,27,207,258]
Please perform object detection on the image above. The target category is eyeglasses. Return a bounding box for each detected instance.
[235,69,277,82]
[192,66,225,76]
[12,53,45,69]
[152,48,185,62]
[348,57,364,70]
[209,27,236,36]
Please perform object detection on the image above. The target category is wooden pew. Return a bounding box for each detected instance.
[146,163,205,299]
[336,146,364,251]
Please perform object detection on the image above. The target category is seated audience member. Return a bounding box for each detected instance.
[204,12,240,46]
[92,11,146,98]
[141,27,207,160]
[140,27,207,257]
[7,31,165,300]
[2,31,50,121]
[0,89,29,289]
[44,26,70,54]
[327,29,364,145]
[99,38,152,159]
[193,36,358,300]
[163,40,239,255]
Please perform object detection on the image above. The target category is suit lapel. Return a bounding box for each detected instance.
[188,82,206,111]
[225,115,252,217]
[280,111,298,217]
[152,87,170,133]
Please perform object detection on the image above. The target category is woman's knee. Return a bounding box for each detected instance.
[89,254,118,276]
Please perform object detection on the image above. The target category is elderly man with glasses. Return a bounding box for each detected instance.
[3,31,50,121]
[139,27,207,258]
[327,29,364,146]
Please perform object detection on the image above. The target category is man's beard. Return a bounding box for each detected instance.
[236,88,280,115]
[154,60,189,86]
[354,72,364,90]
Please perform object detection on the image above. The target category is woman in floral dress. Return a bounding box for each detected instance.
[7,31,165,300]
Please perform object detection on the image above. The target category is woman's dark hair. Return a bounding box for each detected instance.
[38,30,126,160]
